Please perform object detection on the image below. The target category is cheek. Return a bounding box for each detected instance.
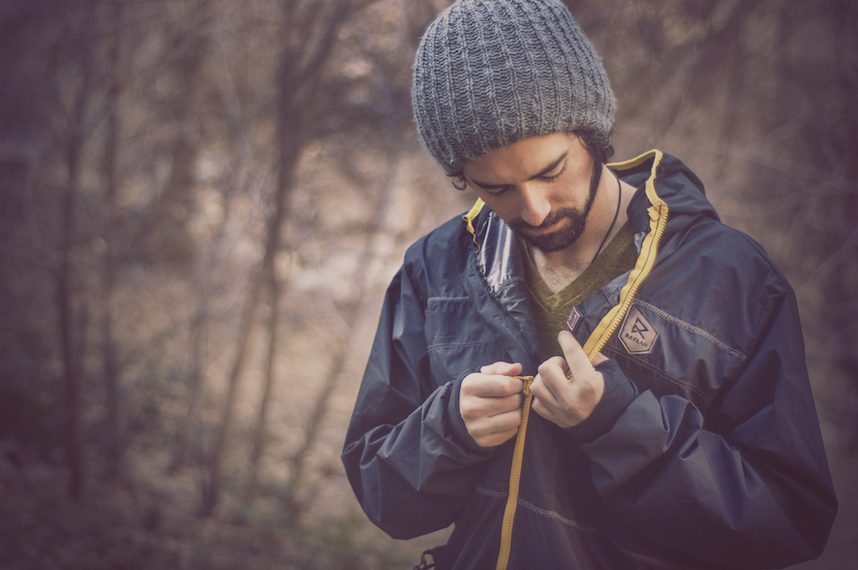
[555,175,594,210]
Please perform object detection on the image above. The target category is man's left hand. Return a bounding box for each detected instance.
[531,330,607,428]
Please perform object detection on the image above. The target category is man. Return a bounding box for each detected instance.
[341,1,837,568]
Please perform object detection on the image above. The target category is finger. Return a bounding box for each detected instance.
[530,377,566,425]
[469,409,522,448]
[492,392,524,415]
[558,330,593,373]
[538,354,569,384]
[530,358,565,405]
[461,372,524,401]
[480,361,523,377]
[531,395,560,424]
[467,393,522,418]
[480,429,519,448]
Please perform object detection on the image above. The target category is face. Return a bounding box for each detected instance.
[463,133,601,253]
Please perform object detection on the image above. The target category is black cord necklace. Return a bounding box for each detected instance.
[591,173,622,266]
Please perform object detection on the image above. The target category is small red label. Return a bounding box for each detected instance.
[566,307,582,334]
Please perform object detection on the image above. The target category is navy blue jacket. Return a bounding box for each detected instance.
[342,151,837,569]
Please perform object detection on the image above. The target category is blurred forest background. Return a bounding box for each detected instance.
[0,0,855,568]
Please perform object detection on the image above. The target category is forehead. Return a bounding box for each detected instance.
[463,132,586,184]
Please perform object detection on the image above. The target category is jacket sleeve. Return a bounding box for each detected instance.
[341,261,493,539]
[576,278,837,568]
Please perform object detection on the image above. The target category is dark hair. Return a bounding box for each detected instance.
[574,127,615,166]
[448,128,614,191]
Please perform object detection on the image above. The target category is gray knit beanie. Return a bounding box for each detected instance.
[412,0,615,175]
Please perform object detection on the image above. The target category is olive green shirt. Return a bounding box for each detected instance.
[519,222,638,364]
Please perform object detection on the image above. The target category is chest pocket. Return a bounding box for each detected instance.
[424,296,507,386]
[604,300,747,412]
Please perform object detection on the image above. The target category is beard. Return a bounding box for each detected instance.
[508,158,602,253]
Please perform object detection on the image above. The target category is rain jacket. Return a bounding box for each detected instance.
[342,151,837,569]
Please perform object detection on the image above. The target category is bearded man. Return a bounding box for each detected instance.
[342,1,837,568]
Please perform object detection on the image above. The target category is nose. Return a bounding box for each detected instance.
[519,184,551,227]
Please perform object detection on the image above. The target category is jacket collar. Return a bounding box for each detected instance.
[462,149,716,273]
[462,149,712,358]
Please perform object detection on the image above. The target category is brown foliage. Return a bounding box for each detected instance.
[0,0,854,567]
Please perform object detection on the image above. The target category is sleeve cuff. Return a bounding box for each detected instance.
[566,359,637,443]
[448,370,490,454]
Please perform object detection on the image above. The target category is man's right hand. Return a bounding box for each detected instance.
[460,362,525,448]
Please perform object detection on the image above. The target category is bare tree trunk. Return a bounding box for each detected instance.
[198,146,295,515]
[169,305,207,474]
[197,0,359,512]
[282,203,401,524]
[284,336,349,519]
[170,149,240,474]
[56,37,94,501]
[198,106,298,512]
[198,261,263,515]
[136,0,213,480]
[825,0,858,446]
[240,0,365,505]
[135,0,209,265]
[58,140,86,501]
[244,261,283,500]
[283,92,404,520]
[101,0,124,482]
[238,106,302,503]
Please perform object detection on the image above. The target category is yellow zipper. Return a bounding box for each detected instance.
[496,375,533,570]
[495,150,668,570]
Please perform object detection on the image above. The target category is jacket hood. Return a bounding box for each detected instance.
[615,151,720,238]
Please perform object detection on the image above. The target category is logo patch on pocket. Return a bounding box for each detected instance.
[619,305,658,355]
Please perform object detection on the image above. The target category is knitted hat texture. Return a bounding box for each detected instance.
[412,0,615,175]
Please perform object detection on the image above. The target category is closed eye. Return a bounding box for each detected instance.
[485,185,513,196]
[539,165,565,183]
[469,149,569,196]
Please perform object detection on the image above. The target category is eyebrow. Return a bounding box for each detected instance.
[469,150,569,191]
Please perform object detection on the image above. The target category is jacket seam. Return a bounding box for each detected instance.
[475,486,695,569]
[634,300,747,361]
[427,336,499,352]
[427,296,471,304]
[603,344,713,404]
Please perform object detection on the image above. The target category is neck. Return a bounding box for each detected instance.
[531,165,632,292]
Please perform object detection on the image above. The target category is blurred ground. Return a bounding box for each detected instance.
[1,397,854,569]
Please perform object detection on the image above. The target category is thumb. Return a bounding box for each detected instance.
[557,330,590,371]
